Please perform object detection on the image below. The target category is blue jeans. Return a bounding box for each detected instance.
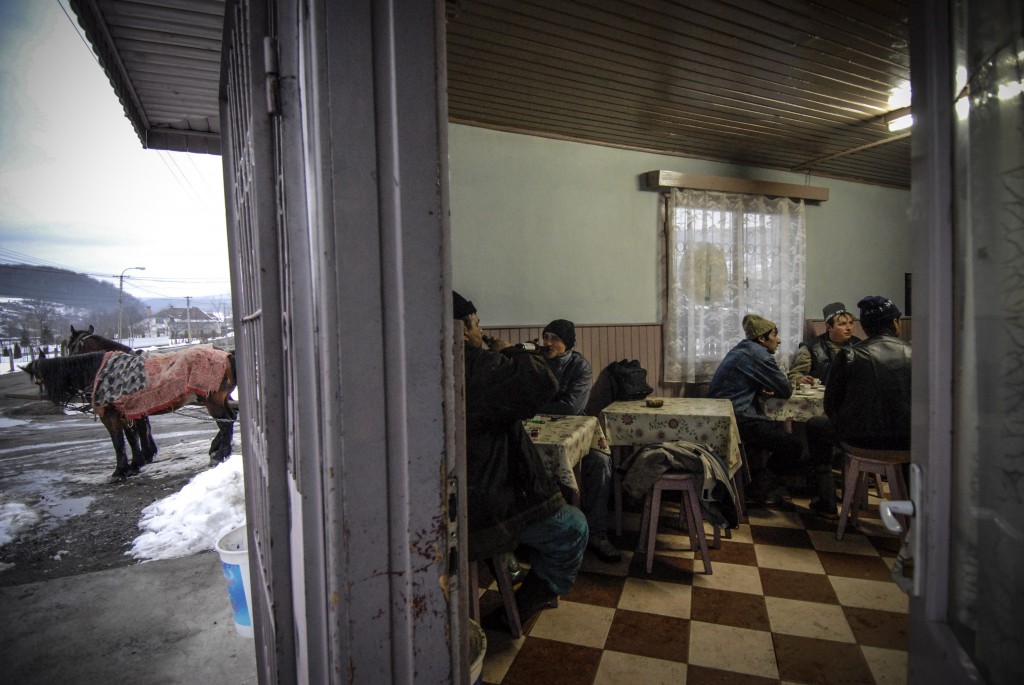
[517,504,588,595]
[580,448,612,537]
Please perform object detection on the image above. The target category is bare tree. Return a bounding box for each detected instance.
[1,312,18,339]
[26,300,56,340]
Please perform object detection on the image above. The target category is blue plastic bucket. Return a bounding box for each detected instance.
[215,524,253,638]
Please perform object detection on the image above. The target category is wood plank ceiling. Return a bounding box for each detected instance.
[71,0,911,189]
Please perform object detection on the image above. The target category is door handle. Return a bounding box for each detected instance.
[883,463,922,596]
[880,499,914,533]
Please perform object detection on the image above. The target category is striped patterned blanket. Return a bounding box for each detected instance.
[92,347,231,419]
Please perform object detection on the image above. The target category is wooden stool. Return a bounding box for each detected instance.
[836,442,910,541]
[637,473,720,574]
[468,556,522,638]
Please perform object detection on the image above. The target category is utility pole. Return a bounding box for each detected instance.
[186,296,192,341]
[117,266,145,341]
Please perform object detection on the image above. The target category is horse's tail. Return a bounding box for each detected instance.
[21,360,38,381]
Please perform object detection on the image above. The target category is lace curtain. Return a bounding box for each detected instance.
[663,188,806,383]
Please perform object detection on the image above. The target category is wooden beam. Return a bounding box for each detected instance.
[641,170,829,202]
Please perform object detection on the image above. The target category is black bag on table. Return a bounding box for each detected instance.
[607,359,653,401]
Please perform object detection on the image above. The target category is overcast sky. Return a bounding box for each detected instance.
[0,0,231,299]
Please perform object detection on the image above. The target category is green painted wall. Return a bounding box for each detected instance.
[449,125,911,327]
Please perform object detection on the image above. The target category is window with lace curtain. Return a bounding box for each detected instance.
[663,187,807,384]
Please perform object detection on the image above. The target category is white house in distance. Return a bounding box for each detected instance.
[136,306,224,341]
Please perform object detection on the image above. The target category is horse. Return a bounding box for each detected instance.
[68,324,136,355]
[24,348,237,483]
[66,325,157,467]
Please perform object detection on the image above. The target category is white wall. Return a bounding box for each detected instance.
[449,124,912,326]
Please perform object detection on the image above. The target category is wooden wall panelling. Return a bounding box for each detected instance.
[481,323,674,400]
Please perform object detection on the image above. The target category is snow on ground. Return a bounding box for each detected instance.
[0,499,44,570]
[0,501,41,546]
[128,453,246,562]
[0,448,245,560]
[1,355,34,375]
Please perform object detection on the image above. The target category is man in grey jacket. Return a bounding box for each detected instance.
[536,319,621,563]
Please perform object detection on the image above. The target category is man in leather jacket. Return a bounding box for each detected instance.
[822,296,911,449]
[788,302,862,386]
[455,292,588,629]
[806,296,912,511]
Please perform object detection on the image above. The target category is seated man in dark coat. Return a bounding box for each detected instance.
[788,301,862,387]
[807,297,912,490]
[708,314,837,514]
[455,292,588,628]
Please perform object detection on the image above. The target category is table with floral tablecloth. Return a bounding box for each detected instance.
[601,398,742,476]
[524,414,609,493]
[763,386,825,423]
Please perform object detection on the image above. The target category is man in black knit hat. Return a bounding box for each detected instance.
[535,318,621,563]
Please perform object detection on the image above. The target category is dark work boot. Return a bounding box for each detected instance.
[809,471,839,518]
[514,571,558,625]
[505,553,529,585]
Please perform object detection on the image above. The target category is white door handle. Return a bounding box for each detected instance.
[884,464,922,597]
[880,500,915,534]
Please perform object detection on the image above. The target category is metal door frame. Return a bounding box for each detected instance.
[908,0,1020,681]
[221,1,296,682]
[221,1,466,682]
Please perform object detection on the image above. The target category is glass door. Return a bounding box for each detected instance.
[909,1,1024,683]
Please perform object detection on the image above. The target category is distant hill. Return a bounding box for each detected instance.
[0,265,233,343]
[0,264,144,312]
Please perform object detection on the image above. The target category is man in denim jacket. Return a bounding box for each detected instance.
[708,314,836,515]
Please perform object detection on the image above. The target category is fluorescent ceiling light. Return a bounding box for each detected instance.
[884,106,913,132]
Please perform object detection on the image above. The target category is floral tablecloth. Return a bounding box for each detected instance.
[525,414,609,492]
[763,387,825,423]
[601,398,742,476]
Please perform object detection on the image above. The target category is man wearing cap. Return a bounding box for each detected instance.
[788,302,862,386]
[708,314,837,513]
[806,297,911,488]
[453,292,588,629]
[535,319,621,563]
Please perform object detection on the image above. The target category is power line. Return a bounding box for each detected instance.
[0,263,230,295]
[156,150,203,204]
[0,247,90,272]
[56,0,100,68]
[1,263,230,299]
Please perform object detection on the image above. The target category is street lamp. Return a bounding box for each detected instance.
[117,266,145,341]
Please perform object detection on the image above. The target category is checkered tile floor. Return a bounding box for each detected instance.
[478,492,908,685]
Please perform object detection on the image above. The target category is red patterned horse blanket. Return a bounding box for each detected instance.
[92,347,232,419]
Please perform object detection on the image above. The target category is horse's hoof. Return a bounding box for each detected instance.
[108,473,128,484]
